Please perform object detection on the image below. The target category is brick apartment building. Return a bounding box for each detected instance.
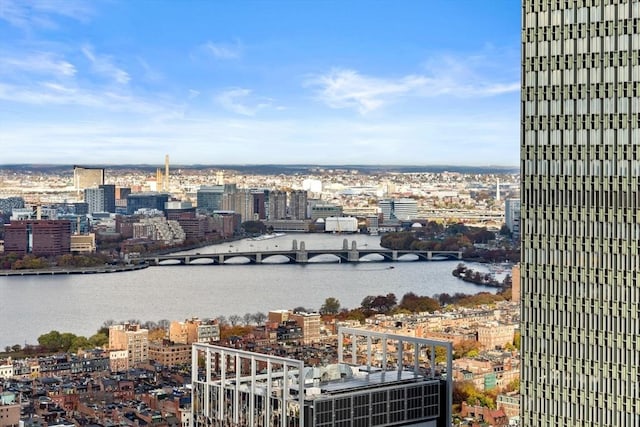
[3,220,71,256]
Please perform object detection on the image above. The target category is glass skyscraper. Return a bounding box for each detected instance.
[522,0,640,425]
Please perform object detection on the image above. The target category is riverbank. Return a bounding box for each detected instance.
[0,263,148,276]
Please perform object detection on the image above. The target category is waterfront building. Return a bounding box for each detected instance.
[268,190,287,220]
[191,328,453,427]
[379,198,418,222]
[309,202,342,220]
[230,189,254,222]
[108,323,149,366]
[132,216,185,245]
[210,211,241,237]
[378,200,393,222]
[251,190,267,220]
[70,233,96,253]
[289,190,308,220]
[263,219,310,232]
[522,1,640,425]
[366,214,380,235]
[392,198,418,221]
[3,220,71,256]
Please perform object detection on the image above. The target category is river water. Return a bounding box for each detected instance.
[0,234,498,348]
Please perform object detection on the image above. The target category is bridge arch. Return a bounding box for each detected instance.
[306,253,348,263]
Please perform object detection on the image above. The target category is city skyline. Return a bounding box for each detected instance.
[1,0,520,166]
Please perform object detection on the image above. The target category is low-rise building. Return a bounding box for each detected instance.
[0,392,20,427]
[169,318,220,344]
[0,359,13,379]
[109,350,128,372]
[477,322,517,350]
[149,341,191,367]
[496,392,520,418]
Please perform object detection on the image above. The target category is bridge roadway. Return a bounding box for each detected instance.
[144,242,462,266]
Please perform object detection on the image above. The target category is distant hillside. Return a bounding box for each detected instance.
[0,164,519,175]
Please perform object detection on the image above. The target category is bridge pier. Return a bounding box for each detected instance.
[256,253,262,264]
[218,255,225,264]
[457,251,462,260]
[184,256,190,265]
[392,251,398,261]
[427,252,432,261]
[296,251,308,263]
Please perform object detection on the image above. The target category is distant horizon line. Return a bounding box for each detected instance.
[0,163,520,169]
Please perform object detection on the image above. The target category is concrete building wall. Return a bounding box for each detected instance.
[522,1,640,425]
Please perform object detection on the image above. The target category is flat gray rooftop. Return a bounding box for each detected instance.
[307,367,441,397]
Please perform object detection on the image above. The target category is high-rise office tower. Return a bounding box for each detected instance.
[84,187,105,214]
[196,186,224,214]
[522,1,640,425]
[73,166,104,192]
[99,184,116,213]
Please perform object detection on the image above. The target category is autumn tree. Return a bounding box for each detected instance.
[228,314,242,326]
[252,312,267,325]
[398,292,440,313]
[320,297,341,315]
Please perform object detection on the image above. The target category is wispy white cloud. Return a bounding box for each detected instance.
[137,57,163,83]
[202,40,243,59]
[0,51,76,78]
[81,45,130,85]
[0,0,92,29]
[306,69,426,114]
[0,80,174,116]
[215,88,272,116]
[307,53,519,114]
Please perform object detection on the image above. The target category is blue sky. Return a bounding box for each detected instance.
[0,0,521,166]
